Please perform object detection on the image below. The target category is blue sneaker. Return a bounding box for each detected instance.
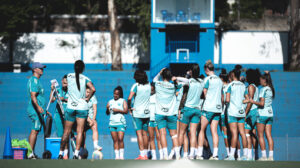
[225,155,235,161]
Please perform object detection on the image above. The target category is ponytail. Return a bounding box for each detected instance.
[74,60,85,91]
[266,72,275,99]
[191,64,200,82]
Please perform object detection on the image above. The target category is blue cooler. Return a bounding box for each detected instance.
[45,138,61,159]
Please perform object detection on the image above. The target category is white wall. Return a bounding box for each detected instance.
[218,31,288,64]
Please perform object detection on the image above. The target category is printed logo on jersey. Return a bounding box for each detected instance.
[162,108,169,113]
[71,102,78,107]
[239,110,244,114]
[216,105,222,110]
[144,109,150,114]
[268,109,273,114]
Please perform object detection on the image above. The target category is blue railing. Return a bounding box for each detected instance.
[150,55,170,80]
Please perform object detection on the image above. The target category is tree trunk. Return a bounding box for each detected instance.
[289,0,300,70]
[108,0,122,70]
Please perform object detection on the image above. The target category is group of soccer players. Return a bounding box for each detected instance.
[26,60,275,161]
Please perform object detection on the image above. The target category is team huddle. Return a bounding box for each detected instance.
[26,60,275,161]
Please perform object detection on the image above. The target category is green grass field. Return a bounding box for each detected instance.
[1,160,300,168]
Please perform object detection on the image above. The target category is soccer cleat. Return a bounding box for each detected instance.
[58,154,63,160]
[28,154,38,160]
[73,155,79,160]
[209,156,219,160]
[225,156,235,161]
[63,155,69,160]
[241,156,248,161]
[94,146,102,151]
[258,157,268,161]
[163,156,169,160]
[196,155,204,160]
[267,157,274,161]
[135,155,145,160]
[188,155,195,160]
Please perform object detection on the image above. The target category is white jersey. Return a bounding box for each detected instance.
[247,84,259,111]
[154,81,177,116]
[108,98,126,126]
[149,94,156,121]
[67,73,91,110]
[258,86,274,117]
[202,74,223,113]
[130,83,151,118]
[87,95,97,119]
[226,81,247,117]
[185,78,204,109]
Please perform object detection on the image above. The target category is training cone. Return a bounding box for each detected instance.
[3,127,13,159]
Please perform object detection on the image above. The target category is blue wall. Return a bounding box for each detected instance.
[0,68,300,160]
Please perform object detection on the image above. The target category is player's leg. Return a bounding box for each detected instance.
[188,122,198,159]
[167,115,179,159]
[110,130,119,159]
[156,114,168,160]
[142,119,149,159]
[155,126,163,160]
[133,118,146,159]
[210,118,220,160]
[74,117,86,159]
[59,120,74,159]
[91,121,102,151]
[118,130,125,160]
[227,121,238,160]
[238,120,248,160]
[28,112,42,159]
[257,122,267,160]
[196,115,209,159]
[148,124,157,160]
[265,119,274,161]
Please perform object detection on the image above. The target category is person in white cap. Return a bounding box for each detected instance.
[27,62,47,159]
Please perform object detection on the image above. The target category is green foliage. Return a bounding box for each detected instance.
[0,0,43,42]
[215,0,230,21]
[232,0,264,19]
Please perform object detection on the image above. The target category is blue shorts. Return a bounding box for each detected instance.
[202,111,220,123]
[149,120,158,128]
[228,116,245,124]
[257,116,273,125]
[109,125,126,132]
[65,108,88,122]
[155,114,177,130]
[245,109,258,130]
[53,112,65,137]
[180,107,201,124]
[133,117,149,131]
[28,112,43,131]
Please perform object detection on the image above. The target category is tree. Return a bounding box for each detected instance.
[108,0,122,70]
[0,0,43,63]
[232,0,264,19]
[289,0,300,70]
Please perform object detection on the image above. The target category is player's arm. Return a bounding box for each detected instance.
[50,84,56,103]
[106,102,110,115]
[249,97,265,107]
[244,85,254,116]
[127,91,135,114]
[86,81,96,102]
[113,100,128,114]
[31,92,44,114]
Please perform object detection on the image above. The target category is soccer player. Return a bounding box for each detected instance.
[175,64,204,160]
[106,86,128,160]
[244,69,261,160]
[58,60,96,159]
[27,62,47,159]
[219,69,230,158]
[50,75,69,159]
[225,68,249,161]
[128,70,151,160]
[246,72,275,161]
[85,87,102,151]
[148,83,163,160]
[153,68,180,160]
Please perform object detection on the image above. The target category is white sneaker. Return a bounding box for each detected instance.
[241,156,248,161]
[258,157,268,161]
[188,155,195,160]
[209,156,219,160]
[163,156,169,160]
[225,156,235,161]
[267,157,274,161]
[196,155,204,160]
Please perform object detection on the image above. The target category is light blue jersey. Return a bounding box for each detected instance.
[226,81,247,117]
[202,74,223,113]
[27,76,46,114]
[108,98,126,126]
[185,78,204,109]
[246,84,259,110]
[174,87,183,113]
[66,73,91,110]
[130,83,151,118]
[87,95,98,119]
[149,94,156,121]
[258,86,273,117]
[154,81,177,116]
